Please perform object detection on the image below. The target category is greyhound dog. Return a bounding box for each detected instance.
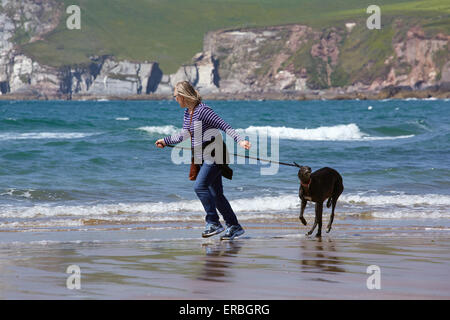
[294,163,344,237]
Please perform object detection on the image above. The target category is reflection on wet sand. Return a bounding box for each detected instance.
[196,241,242,282]
[1,232,449,299]
[300,238,346,275]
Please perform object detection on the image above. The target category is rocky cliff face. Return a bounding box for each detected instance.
[154,51,219,95]
[69,58,162,96]
[1,1,449,99]
[0,0,61,97]
[377,28,449,89]
[197,23,449,95]
[202,25,321,93]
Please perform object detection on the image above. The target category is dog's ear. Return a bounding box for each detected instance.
[293,162,301,168]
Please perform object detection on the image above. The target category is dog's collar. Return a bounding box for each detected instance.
[301,179,311,188]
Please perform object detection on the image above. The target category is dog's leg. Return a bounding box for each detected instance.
[299,199,307,226]
[315,202,323,238]
[327,198,336,233]
[306,203,320,236]
[306,218,317,236]
[327,183,343,233]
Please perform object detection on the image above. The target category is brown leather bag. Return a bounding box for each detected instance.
[189,156,200,181]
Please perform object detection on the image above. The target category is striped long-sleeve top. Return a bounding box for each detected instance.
[163,102,244,161]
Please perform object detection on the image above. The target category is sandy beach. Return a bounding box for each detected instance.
[1,218,449,300]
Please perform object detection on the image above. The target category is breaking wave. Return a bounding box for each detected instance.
[138,124,414,141]
[237,124,414,141]
[1,193,449,230]
[0,132,99,141]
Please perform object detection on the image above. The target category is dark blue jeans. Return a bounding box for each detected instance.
[193,162,239,226]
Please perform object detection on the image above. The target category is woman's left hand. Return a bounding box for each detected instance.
[155,138,167,148]
[239,140,251,150]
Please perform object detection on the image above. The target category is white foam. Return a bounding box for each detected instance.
[425,227,450,231]
[1,188,33,198]
[237,124,413,141]
[137,125,180,135]
[115,117,129,121]
[371,211,449,219]
[0,132,99,141]
[0,194,299,219]
[2,193,450,224]
[138,124,414,141]
[0,219,82,229]
[340,193,450,207]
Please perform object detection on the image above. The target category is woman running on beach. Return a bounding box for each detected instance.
[155,81,251,240]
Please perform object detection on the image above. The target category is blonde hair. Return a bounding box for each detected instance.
[175,81,202,107]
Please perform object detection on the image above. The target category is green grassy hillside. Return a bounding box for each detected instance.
[21,0,450,73]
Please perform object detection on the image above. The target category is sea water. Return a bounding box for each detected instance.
[0,99,449,239]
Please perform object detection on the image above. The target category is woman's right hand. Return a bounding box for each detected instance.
[155,139,166,148]
[239,140,251,150]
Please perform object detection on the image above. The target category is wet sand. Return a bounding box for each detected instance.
[0,220,449,299]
